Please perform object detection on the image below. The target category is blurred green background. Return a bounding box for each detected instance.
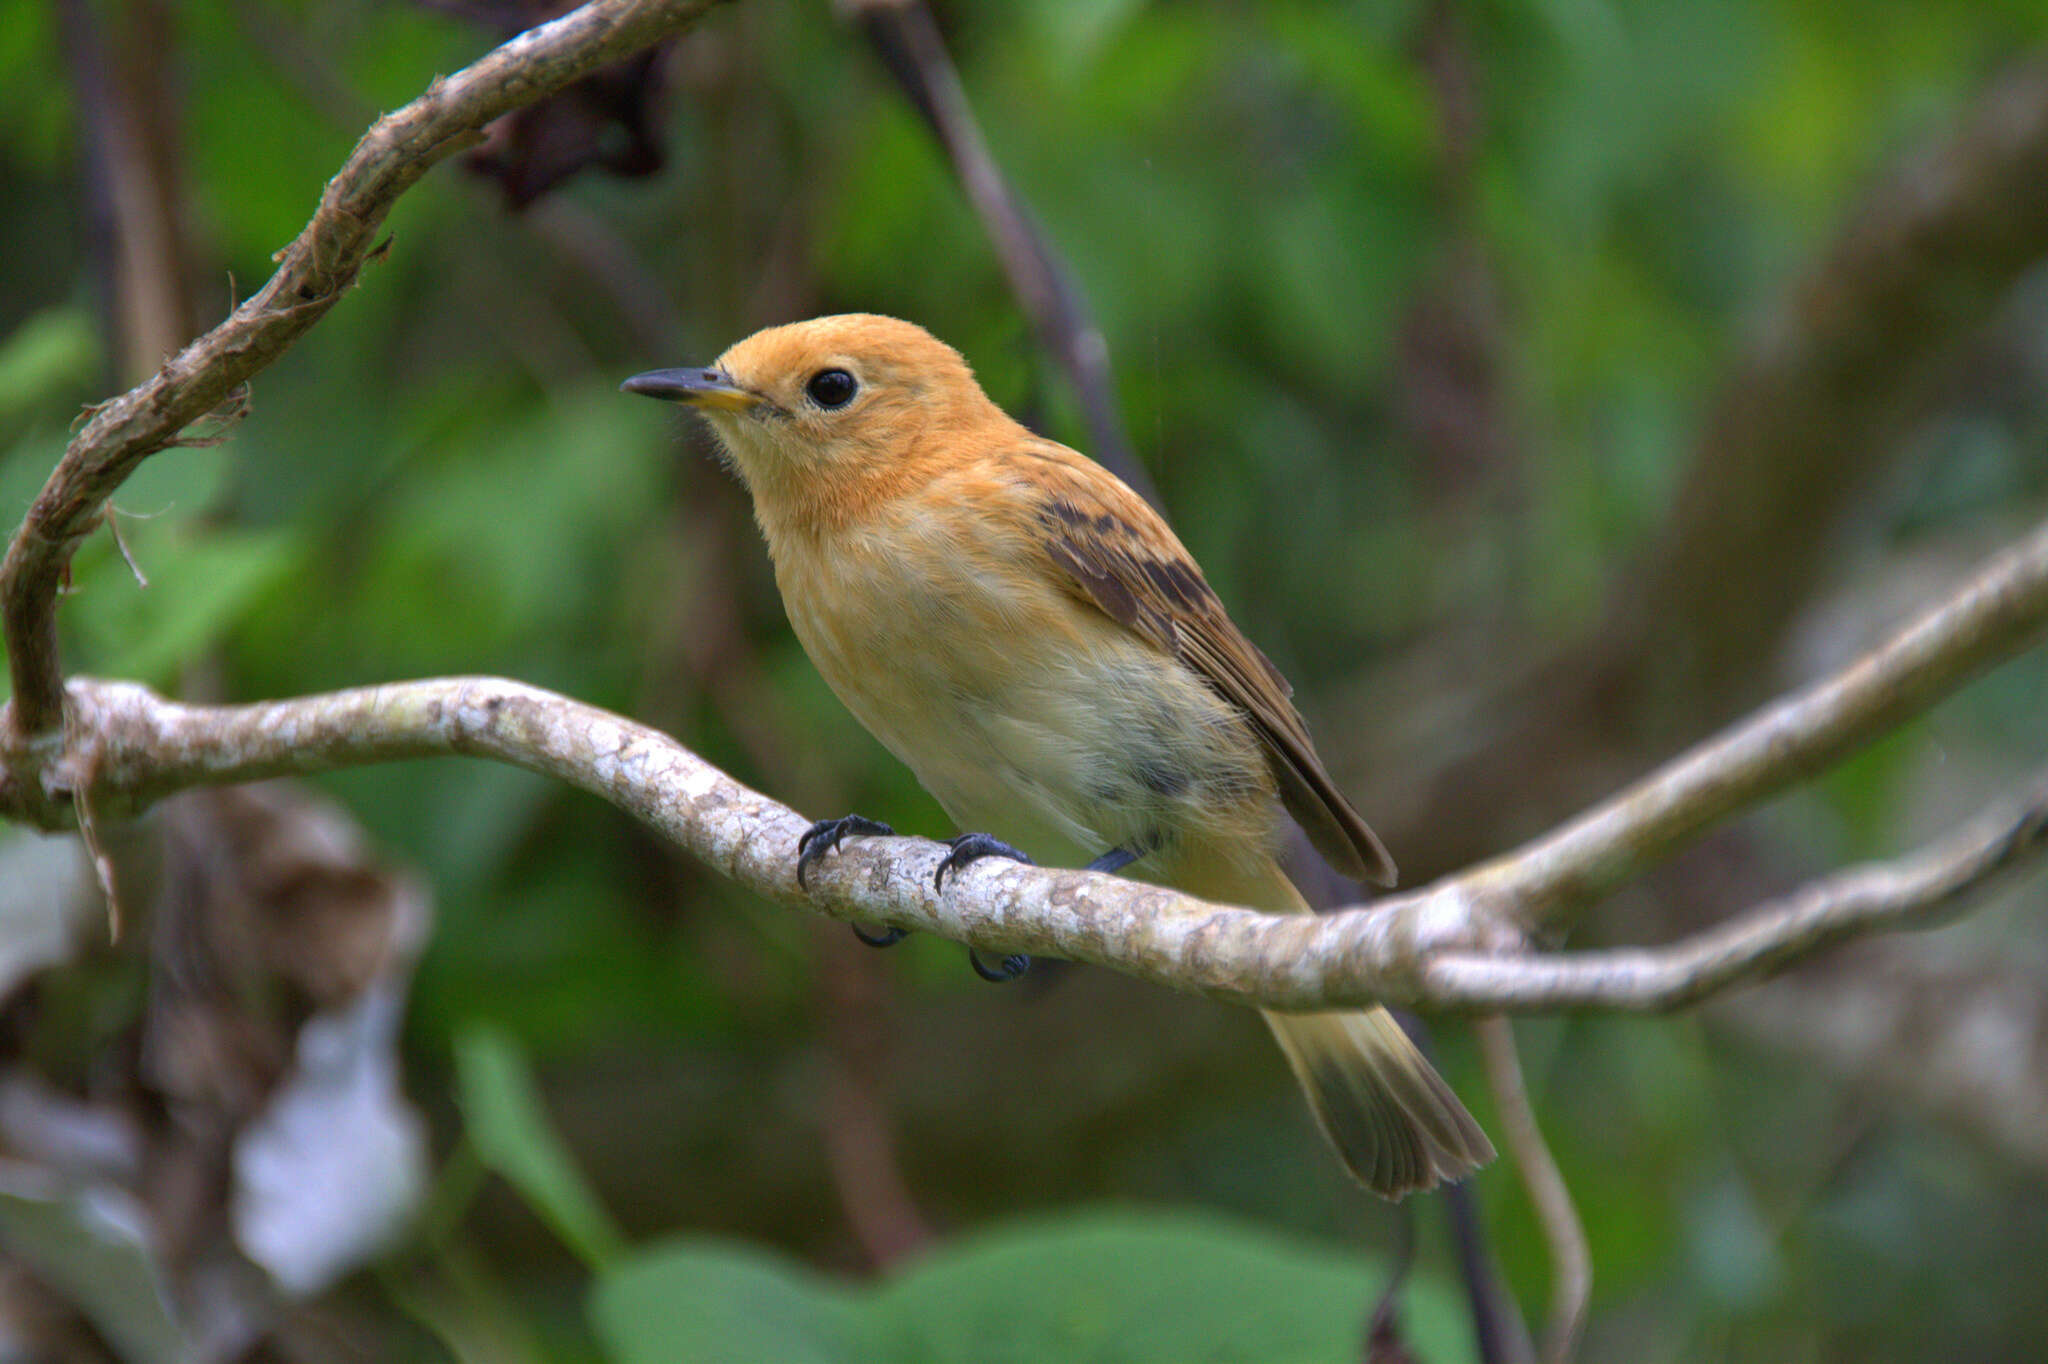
[4,0,2048,1360]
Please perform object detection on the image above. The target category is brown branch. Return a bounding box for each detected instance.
[55,0,199,385]
[1457,518,2048,925]
[850,0,1157,505]
[816,928,933,1269]
[1614,57,2048,712]
[0,0,723,749]
[1383,56,2048,880]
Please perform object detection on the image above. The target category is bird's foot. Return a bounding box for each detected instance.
[935,833,1035,983]
[968,948,1032,983]
[852,923,909,949]
[796,814,895,889]
[933,831,1034,890]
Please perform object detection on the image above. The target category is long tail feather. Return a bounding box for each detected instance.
[1181,851,1495,1197]
[1264,1007,1494,1196]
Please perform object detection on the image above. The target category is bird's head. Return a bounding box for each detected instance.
[622,313,1006,526]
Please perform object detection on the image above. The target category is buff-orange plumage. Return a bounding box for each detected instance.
[624,314,1492,1196]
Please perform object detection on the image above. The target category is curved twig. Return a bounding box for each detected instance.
[1422,777,2048,1011]
[0,0,722,745]
[849,0,1157,504]
[1475,1018,1586,1364]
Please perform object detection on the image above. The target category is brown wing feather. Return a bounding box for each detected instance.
[1022,448,1397,888]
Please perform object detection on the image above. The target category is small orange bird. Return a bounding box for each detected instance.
[624,314,1493,1196]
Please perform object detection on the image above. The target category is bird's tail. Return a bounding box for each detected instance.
[1262,1008,1493,1197]
[1182,851,1494,1198]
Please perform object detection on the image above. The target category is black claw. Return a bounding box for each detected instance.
[1085,845,1142,875]
[796,814,895,889]
[933,832,1034,890]
[969,948,1032,983]
[852,924,910,949]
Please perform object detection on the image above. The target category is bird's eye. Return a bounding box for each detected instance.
[805,368,858,409]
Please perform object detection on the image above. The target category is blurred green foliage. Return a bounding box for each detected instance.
[595,1210,1471,1364]
[458,1024,627,1272]
[5,0,2048,1360]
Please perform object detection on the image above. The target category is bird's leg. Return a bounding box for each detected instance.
[796,814,897,887]
[942,839,1151,982]
[1084,844,1144,875]
[932,833,1037,983]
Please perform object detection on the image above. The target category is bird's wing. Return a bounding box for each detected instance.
[1017,447,1397,887]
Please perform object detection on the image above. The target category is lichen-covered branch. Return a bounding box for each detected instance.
[0,0,2044,1027]
[7,675,1441,1009]
[1415,772,2048,1011]
[0,0,720,745]
[3,580,2042,1015]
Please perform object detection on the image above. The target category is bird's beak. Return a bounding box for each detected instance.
[619,367,763,414]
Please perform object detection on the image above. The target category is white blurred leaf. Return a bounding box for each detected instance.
[0,1161,188,1363]
[231,977,428,1297]
[0,831,92,1000]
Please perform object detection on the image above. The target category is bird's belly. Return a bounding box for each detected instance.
[784,567,1270,867]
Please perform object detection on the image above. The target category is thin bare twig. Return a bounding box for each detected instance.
[1424,775,2048,1011]
[0,0,723,748]
[815,924,933,1269]
[849,0,1157,504]
[1441,1174,1533,1364]
[70,777,120,942]
[101,510,148,588]
[1475,1018,1585,1364]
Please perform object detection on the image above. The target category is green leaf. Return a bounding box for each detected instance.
[454,1023,625,1270]
[1021,0,1150,72]
[868,1209,1469,1364]
[591,1241,858,1364]
[1818,720,1919,859]
[60,524,301,693]
[589,1208,1473,1364]
[0,307,97,428]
